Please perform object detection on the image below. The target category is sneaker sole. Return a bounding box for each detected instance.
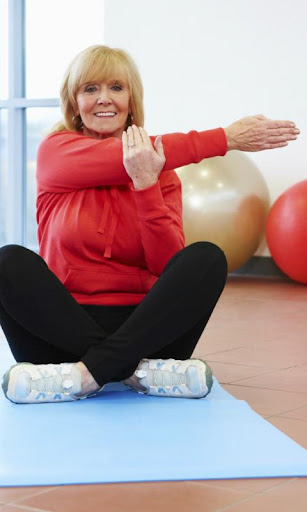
[1,368,10,398]
[2,363,33,403]
[190,358,213,397]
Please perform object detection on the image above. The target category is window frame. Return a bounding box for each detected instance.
[0,0,59,246]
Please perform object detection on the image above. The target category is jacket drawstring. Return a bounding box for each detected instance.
[97,187,120,259]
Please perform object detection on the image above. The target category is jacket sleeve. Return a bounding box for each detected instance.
[36,128,227,193]
[131,171,185,276]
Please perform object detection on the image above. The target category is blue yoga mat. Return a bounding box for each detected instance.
[0,342,306,486]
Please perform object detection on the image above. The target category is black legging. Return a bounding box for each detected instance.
[0,242,227,386]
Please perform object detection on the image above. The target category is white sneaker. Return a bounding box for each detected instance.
[123,358,213,398]
[2,362,91,404]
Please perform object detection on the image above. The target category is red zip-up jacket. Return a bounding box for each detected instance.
[36,128,227,305]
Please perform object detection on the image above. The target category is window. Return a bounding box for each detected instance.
[26,0,105,99]
[26,107,61,249]
[0,0,8,99]
[0,0,8,246]
[0,0,104,249]
[0,110,8,246]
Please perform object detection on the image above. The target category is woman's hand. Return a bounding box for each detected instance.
[224,115,300,152]
[122,125,166,190]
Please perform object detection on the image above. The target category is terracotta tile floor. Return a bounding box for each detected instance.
[0,276,306,511]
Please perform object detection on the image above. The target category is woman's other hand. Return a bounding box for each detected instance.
[122,125,166,190]
[224,115,300,152]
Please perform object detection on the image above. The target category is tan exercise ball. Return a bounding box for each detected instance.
[175,151,270,272]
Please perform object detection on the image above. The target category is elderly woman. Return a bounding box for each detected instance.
[0,45,299,404]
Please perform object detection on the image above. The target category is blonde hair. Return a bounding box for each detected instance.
[49,45,144,134]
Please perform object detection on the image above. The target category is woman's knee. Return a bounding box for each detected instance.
[165,242,227,285]
[0,244,42,275]
[185,241,227,272]
[190,242,228,292]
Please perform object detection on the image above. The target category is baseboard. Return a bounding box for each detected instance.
[230,256,289,280]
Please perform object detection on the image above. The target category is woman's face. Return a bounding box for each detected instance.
[75,79,130,140]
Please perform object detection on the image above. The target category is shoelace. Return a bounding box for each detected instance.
[149,368,186,388]
[30,366,73,395]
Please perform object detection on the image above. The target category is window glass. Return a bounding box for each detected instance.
[26,0,104,98]
[26,107,61,249]
[0,0,8,99]
[0,110,8,245]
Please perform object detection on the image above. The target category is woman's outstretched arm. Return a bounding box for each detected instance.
[36,116,299,193]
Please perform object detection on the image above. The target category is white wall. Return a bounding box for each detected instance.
[104,0,307,256]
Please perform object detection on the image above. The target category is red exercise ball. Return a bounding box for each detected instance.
[266,180,307,284]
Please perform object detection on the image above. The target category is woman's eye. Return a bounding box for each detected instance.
[85,85,97,93]
[111,84,123,91]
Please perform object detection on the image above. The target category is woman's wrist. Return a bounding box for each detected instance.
[223,126,236,151]
[132,177,158,190]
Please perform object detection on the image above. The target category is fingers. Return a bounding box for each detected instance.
[266,133,298,144]
[252,114,298,129]
[254,118,300,147]
[126,126,135,149]
[267,126,300,138]
[267,126,300,135]
[264,120,299,131]
[123,126,165,167]
[264,124,300,147]
[125,125,148,149]
[124,125,155,150]
[122,130,128,155]
[131,125,143,146]
[262,141,289,150]
[125,125,143,149]
[132,125,154,149]
[137,127,164,156]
